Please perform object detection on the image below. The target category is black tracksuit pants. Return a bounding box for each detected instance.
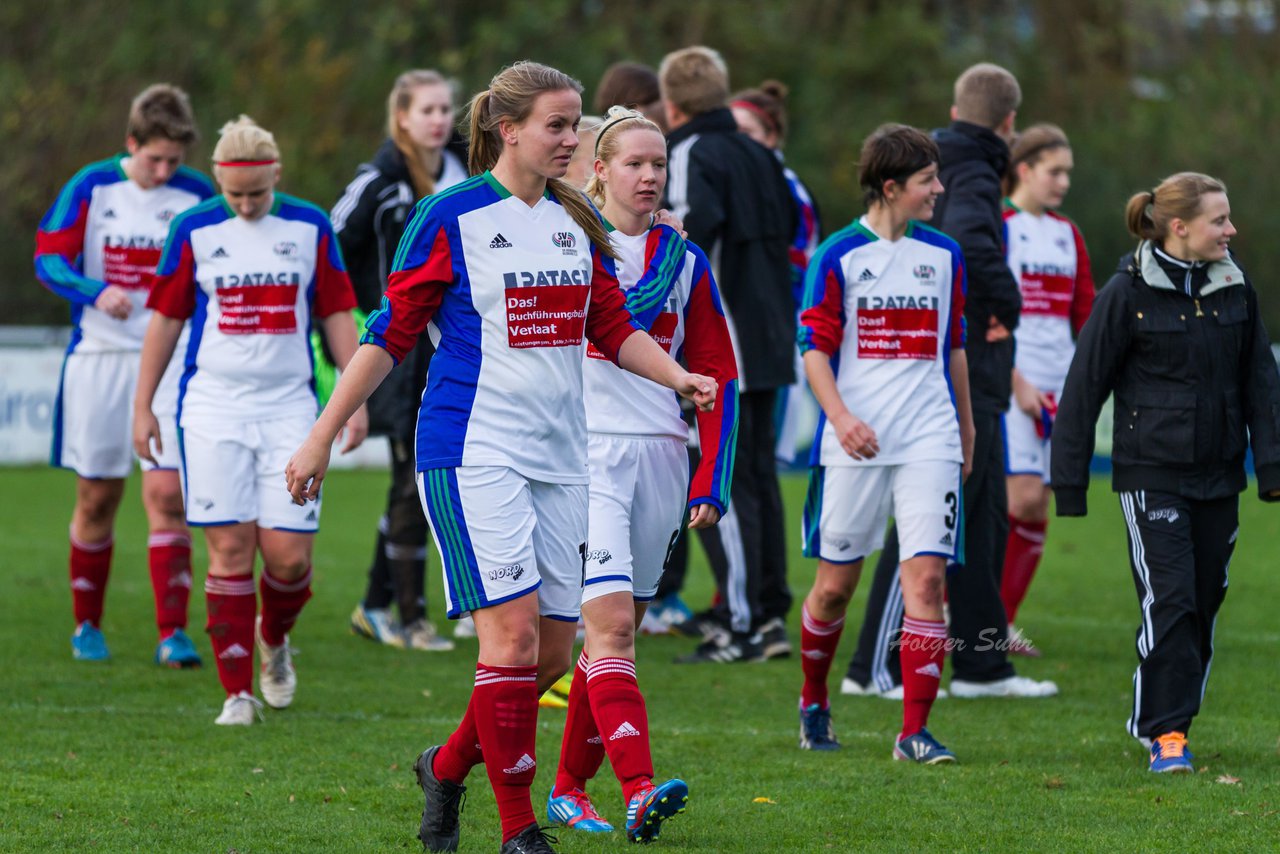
[846,410,1017,685]
[696,389,791,633]
[362,437,429,623]
[1118,490,1236,740]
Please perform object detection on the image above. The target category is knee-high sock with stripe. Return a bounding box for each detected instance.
[69,530,112,628]
[259,567,312,646]
[800,603,845,709]
[1001,517,1047,623]
[472,663,539,843]
[586,657,653,804]
[554,651,605,796]
[148,530,192,636]
[205,574,256,696]
[899,615,948,737]
[433,690,484,785]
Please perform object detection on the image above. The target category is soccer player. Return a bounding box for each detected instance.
[546,106,737,841]
[35,84,214,666]
[133,116,367,726]
[334,69,469,652]
[283,62,717,853]
[796,124,973,764]
[999,124,1094,654]
[1053,173,1280,773]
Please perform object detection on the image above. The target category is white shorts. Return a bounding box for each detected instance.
[180,414,317,531]
[1003,384,1061,481]
[53,349,181,478]
[805,460,963,564]
[418,466,588,621]
[583,434,688,604]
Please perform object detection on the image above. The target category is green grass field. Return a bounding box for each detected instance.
[2,466,1278,852]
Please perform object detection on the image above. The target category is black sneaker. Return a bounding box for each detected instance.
[759,617,792,659]
[414,745,466,852]
[671,608,726,640]
[673,629,765,664]
[500,824,559,853]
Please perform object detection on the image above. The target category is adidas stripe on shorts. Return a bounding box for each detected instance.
[180,412,320,531]
[417,466,588,621]
[812,460,961,564]
[582,433,688,604]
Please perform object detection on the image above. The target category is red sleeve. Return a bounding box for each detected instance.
[682,256,739,512]
[584,243,642,363]
[362,224,449,363]
[949,255,968,350]
[1069,222,1095,336]
[313,231,358,317]
[146,241,197,319]
[796,263,845,357]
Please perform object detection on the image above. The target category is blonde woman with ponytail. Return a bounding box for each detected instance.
[1053,172,1280,774]
[285,62,718,854]
[333,70,468,654]
[134,116,366,727]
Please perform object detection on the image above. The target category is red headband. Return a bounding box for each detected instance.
[214,159,277,167]
[730,100,780,135]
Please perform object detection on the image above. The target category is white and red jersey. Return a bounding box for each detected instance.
[798,216,966,467]
[583,225,739,513]
[35,155,214,352]
[148,193,357,426]
[1002,204,1094,388]
[361,172,642,484]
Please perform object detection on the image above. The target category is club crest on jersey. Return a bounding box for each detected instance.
[552,231,577,249]
[913,264,937,282]
[273,241,299,258]
[156,209,176,223]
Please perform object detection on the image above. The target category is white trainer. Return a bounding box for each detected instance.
[403,619,455,652]
[949,674,1058,698]
[840,678,877,696]
[256,617,297,709]
[453,615,477,639]
[215,691,264,726]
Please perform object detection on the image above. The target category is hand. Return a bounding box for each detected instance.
[688,503,721,529]
[653,209,687,239]
[832,411,879,460]
[960,416,976,482]
[676,372,717,412]
[285,433,334,505]
[337,404,369,454]
[985,315,1011,343]
[94,285,133,320]
[1012,373,1053,420]
[132,408,161,464]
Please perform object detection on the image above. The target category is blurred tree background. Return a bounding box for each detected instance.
[5,0,1280,327]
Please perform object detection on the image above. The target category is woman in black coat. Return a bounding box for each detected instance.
[1052,172,1280,773]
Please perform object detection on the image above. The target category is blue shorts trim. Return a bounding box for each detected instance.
[187,519,242,528]
[459,580,542,618]
[817,554,866,566]
[265,526,318,534]
[542,612,579,623]
[585,574,632,586]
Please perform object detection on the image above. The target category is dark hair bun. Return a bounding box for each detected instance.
[760,80,789,102]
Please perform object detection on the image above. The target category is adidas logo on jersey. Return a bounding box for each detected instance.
[211,246,230,258]
[103,208,117,219]
[857,268,876,282]
[503,753,536,774]
[609,721,641,741]
[940,532,953,546]
[219,643,251,660]
[490,233,513,249]
[914,662,942,679]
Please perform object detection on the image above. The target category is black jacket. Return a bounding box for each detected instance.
[664,108,796,391]
[330,137,467,439]
[1052,241,1280,515]
[933,121,1023,412]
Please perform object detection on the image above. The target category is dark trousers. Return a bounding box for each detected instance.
[1118,490,1236,739]
[362,437,429,623]
[845,410,1016,684]
[697,389,791,633]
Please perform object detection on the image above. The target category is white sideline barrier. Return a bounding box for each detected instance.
[0,327,388,468]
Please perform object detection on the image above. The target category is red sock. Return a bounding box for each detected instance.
[586,657,652,804]
[472,663,539,843]
[259,567,312,646]
[69,530,112,628]
[800,603,845,709]
[554,651,605,796]
[205,574,256,696]
[1001,517,1047,623]
[899,616,947,738]
[148,530,193,637]
[434,688,484,784]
